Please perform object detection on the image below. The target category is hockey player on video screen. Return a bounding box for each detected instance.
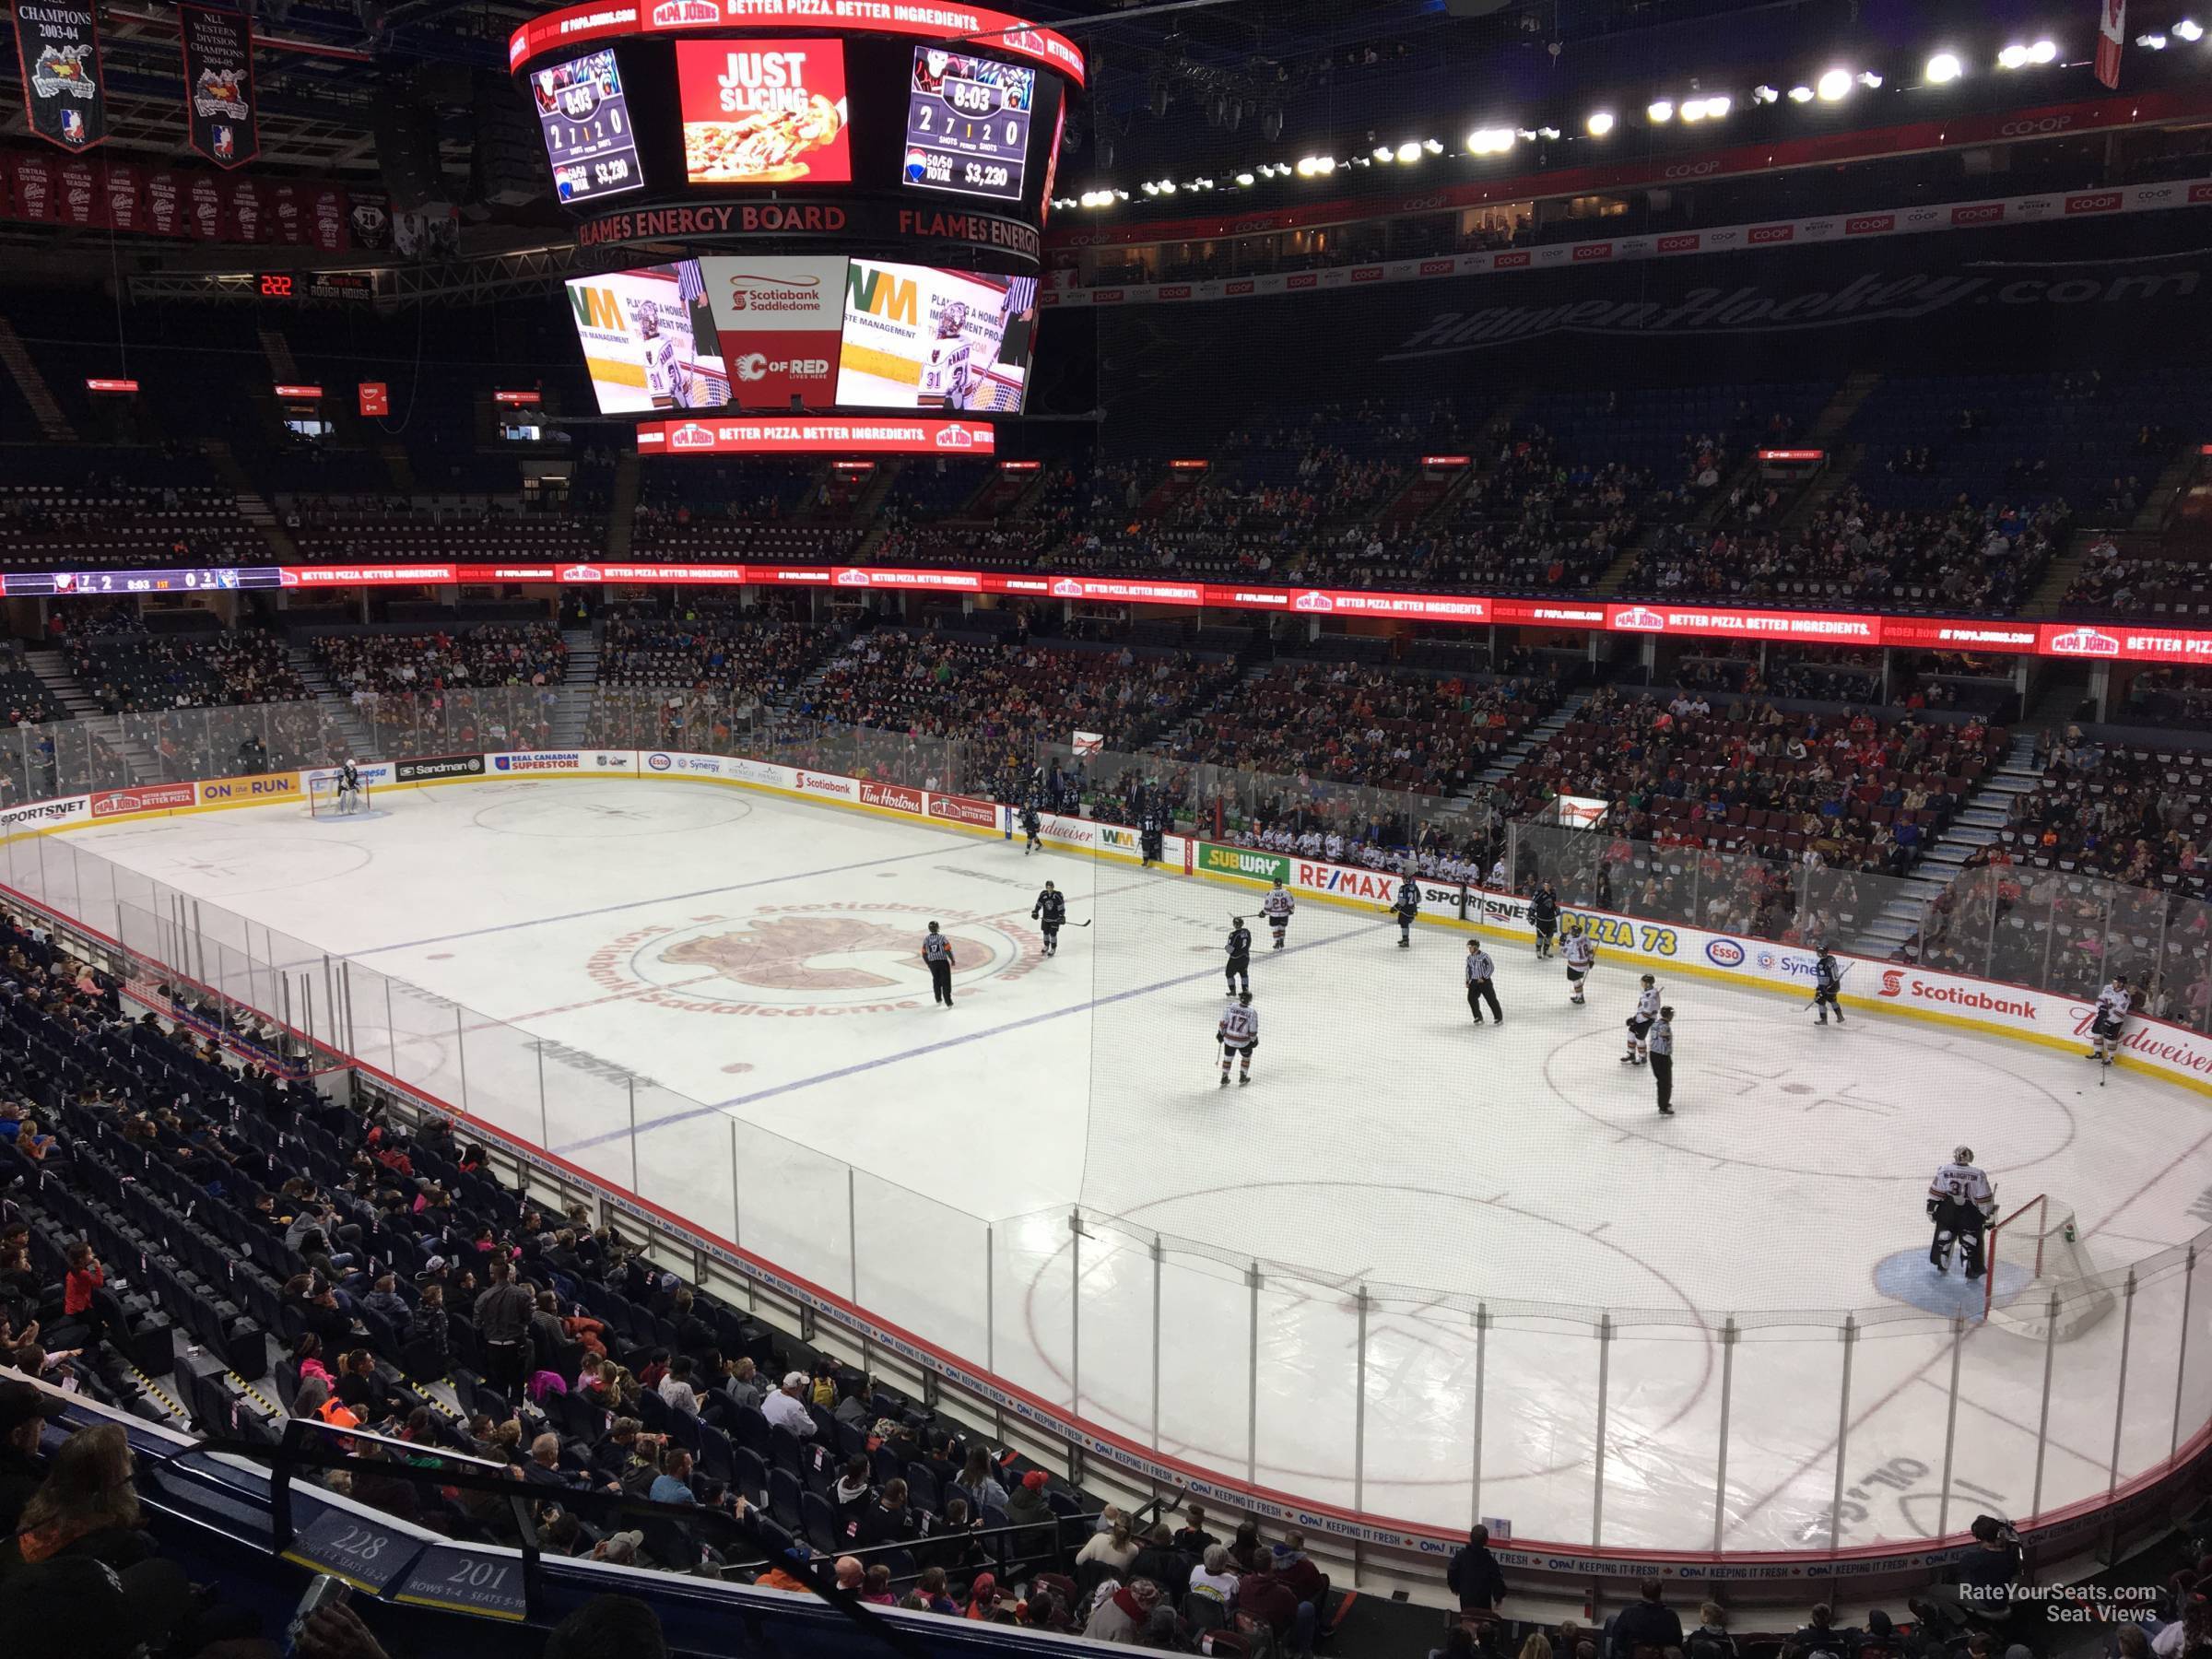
[921,300,976,409]
[1927,1146,1994,1279]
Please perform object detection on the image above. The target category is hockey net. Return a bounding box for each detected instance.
[308,777,371,818]
[1983,1194,2118,1341]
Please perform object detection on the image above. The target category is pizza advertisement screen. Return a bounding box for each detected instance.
[529,48,645,204]
[902,48,1034,204]
[837,260,1038,414]
[566,261,732,415]
[677,38,851,185]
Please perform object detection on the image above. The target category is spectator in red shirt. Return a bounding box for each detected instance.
[61,1242,102,1320]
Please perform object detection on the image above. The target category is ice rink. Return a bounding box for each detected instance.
[41,775,2212,1553]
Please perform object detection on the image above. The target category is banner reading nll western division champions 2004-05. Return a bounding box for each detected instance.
[178,5,256,168]
[11,1,105,150]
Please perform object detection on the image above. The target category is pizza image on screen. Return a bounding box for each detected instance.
[677,39,850,184]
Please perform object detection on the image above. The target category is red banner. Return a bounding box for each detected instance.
[2097,0,2127,89]
[142,166,180,235]
[102,155,139,231]
[53,152,94,225]
[634,417,998,457]
[225,171,262,241]
[7,148,53,219]
[358,382,389,418]
[185,171,223,240]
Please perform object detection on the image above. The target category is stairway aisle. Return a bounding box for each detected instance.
[550,627,598,747]
[1852,728,2041,956]
[1479,688,1588,785]
[22,648,150,781]
[287,646,378,759]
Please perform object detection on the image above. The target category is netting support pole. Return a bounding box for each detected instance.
[535,1039,548,1149]
[2174,1245,2197,1463]
[984,1225,994,1376]
[1937,1313,1966,1540]
[1470,1303,1488,1529]
[1246,1260,1262,1487]
[845,1165,860,1309]
[384,979,396,1078]
[2032,1291,2060,1517]
[625,1076,638,1194]
[454,1005,469,1113]
[1830,1314,1858,1553]
[1353,1286,1370,1514]
[1591,1313,1613,1547]
[1069,1211,1085,1418]
[2109,1268,2138,1495]
[1711,1316,1738,1556]
[734,1119,752,1312]
[1150,1233,1164,1452]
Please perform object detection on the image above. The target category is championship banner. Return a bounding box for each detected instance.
[12,1,106,151]
[178,6,257,169]
[2096,0,2126,89]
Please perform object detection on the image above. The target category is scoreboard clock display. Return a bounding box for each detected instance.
[902,48,1033,205]
[530,48,645,204]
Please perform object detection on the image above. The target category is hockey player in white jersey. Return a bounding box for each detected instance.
[1261,879,1295,950]
[1562,920,1595,1005]
[2088,973,2133,1067]
[921,301,975,407]
[1217,990,1259,1087]
[1927,1146,1995,1278]
[1622,973,1661,1064]
[335,757,364,816]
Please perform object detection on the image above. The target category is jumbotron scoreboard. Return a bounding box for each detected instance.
[511,0,1083,446]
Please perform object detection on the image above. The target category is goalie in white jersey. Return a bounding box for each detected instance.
[1218,990,1259,1088]
[1927,1146,1995,1279]
[1562,921,1595,1005]
[1622,974,1661,1065]
[1261,879,1295,950]
[2088,973,2133,1066]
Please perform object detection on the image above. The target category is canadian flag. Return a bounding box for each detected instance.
[2096,0,2126,88]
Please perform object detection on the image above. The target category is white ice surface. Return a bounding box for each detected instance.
[39,777,2212,1554]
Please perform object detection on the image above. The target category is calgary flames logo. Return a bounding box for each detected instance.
[590,904,1039,1015]
[662,915,990,993]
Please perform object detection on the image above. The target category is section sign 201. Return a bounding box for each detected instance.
[902,48,1033,205]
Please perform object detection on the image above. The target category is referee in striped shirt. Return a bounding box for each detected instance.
[922,922,956,1008]
[1464,939,1501,1025]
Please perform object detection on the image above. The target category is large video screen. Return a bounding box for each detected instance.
[697,255,849,409]
[565,261,731,415]
[529,48,644,204]
[676,38,851,185]
[837,260,1037,413]
[902,48,1034,204]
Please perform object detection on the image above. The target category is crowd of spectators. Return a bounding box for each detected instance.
[1630,491,2066,612]
[1981,726,2212,897]
[315,624,568,698]
[0,892,1353,1653]
[1498,687,2004,876]
[0,481,261,571]
[2063,533,2212,619]
[794,629,1239,756]
[65,622,305,715]
[1160,660,1559,797]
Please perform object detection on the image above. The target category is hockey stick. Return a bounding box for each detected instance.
[1803,960,1851,1011]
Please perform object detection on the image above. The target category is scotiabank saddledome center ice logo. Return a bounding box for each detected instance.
[589,902,1040,1015]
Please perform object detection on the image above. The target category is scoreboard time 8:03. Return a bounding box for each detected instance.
[902,46,1033,205]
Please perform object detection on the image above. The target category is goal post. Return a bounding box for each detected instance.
[1983,1193,2118,1341]
[309,776,373,818]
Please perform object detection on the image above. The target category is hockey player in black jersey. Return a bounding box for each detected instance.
[1020,803,1042,854]
[1530,883,1560,959]
[1139,804,1166,868]
[1391,875,1420,948]
[1031,880,1066,955]
[1812,947,1846,1025]
[1224,918,1253,994]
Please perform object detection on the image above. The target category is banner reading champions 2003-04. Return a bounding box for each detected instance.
[178,5,257,169]
[11,1,106,151]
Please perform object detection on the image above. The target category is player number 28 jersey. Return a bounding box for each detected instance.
[1219,1005,1259,1046]
[1928,1160,1994,1209]
[1261,891,1294,919]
